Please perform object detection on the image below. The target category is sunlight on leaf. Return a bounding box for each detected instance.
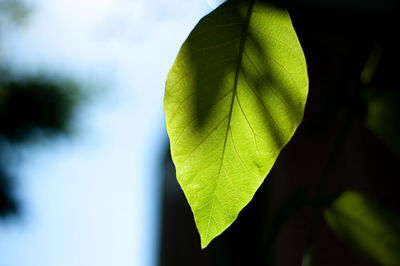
[164,0,308,248]
[325,191,400,265]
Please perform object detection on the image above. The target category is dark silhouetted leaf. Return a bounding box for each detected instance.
[363,87,400,156]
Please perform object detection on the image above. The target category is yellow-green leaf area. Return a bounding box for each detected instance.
[164,0,308,248]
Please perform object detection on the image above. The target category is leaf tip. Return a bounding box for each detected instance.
[200,233,211,249]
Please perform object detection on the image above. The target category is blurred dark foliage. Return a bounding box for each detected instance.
[0,0,30,25]
[0,67,81,218]
[0,72,79,142]
[0,162,18,216]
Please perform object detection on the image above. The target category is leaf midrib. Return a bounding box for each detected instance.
[202,0,255,248]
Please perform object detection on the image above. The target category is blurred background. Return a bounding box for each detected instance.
[0,0,214,265]
[1,0,400,266]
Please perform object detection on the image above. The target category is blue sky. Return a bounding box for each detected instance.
[0,0,223,265]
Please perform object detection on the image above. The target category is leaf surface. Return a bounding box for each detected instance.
[164,0,308,248]
[325,191,400,265]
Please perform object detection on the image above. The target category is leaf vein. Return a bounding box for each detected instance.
[204,1,255,246]
[248,25,303,59]
[240,67,283,135]
[193,36,241,52]
[229,126,250,172]
[243,50,290,111]
[182,115,229,163]
[222,162,244,206]
[166,57,236,93]
[168,82,234,126]
[234,92,262,162]
[247,37,299,90]
[215,194,230,222]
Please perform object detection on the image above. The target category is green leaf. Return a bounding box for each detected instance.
[324,191,400,265]
[164,0,308,248]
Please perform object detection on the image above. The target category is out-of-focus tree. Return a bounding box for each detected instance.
[0,0,30,25]
[0,0,83,218]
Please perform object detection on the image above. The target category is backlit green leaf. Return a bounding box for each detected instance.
[325,191,400,265]
[164,0,308,248]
